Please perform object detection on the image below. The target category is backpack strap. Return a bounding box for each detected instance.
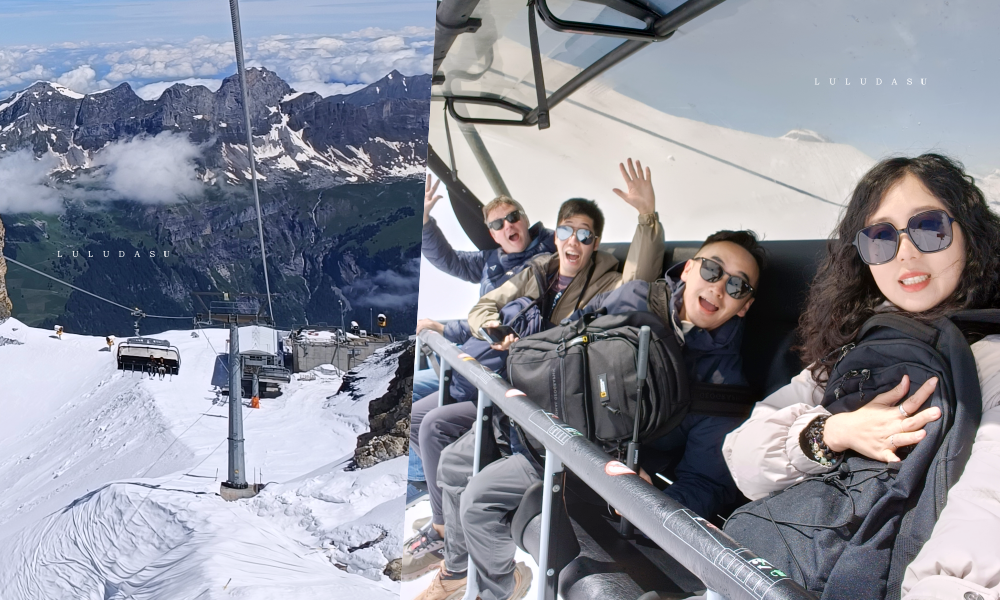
[688,383,759,418]
[858,313,939,346]
[646,279,672,325]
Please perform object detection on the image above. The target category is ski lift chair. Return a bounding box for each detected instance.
[117,337,182,376]
[511,239,827,599]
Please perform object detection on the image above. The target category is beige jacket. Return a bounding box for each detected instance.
[722,335,1000,600]
[468,212,663,336]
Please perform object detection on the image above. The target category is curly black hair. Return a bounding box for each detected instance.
[798,153,1000,383]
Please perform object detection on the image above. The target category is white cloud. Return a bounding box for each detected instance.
[0,151,63,213]
[54,64,109,94]
[92,132,206,204]
[1,28,433,99]
[288,81,366,97]
[360,258,420,310]
[134,78,224,101]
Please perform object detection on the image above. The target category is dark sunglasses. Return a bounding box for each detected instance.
[555,225,596,245]
[695,257,754,300]
[853,209,956,266]
[486,210,523,231]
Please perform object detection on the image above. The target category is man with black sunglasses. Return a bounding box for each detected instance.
[419,175,557,349]
[570,230,766,521]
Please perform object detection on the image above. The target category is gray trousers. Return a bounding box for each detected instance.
[438,431,541,600]
[410,393,478,525]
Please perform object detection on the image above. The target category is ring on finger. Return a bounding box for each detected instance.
[898,405,910,418]
[889,434,897,450]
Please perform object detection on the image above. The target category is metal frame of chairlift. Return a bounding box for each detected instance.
[415,330,816,600]
[434,0,727,129]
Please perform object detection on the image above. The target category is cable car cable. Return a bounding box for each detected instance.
[4,254,193,321]
[228,0,275,322]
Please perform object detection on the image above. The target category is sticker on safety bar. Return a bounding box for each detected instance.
[661,508,791,598]
[528,410,583,445]
[604,461,635,476]
[505,389,526,397]
[458,353,474,361]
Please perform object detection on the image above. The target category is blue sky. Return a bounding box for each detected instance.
[0,0,435,99]
[0,0,435,45]
[596,0,1000,175]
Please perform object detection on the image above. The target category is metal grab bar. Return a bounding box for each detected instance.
[417,330,816,600]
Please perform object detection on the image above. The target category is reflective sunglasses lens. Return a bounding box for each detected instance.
[856,223,898,265]
[699,258,723,283]
[576,229,594,245]
[505,211,522,225]
[487,218,505,231]
[725,276,751,299]
[556,225,574,241]
[907,210,952,253]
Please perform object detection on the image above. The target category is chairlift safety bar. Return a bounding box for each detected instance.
[417,330,815,600]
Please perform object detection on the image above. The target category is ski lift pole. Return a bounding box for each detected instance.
[226,318,247,488]
[228,0,275,322]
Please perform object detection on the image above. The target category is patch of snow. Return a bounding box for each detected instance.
[779,129,831,143]
[49,83,85,99]
[0,319,407,598]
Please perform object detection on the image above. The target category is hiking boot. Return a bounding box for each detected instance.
[506,562,533,600]
[472,562,533,600]
[412,515,432,534]
[412,563,467,600]
[401,525,445,581]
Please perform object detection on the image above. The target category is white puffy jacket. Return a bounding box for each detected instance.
[722,335,1000,600]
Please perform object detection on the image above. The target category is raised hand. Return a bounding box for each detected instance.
[823,375,942,463]
[612,158,655,216]
[424,174,443,224]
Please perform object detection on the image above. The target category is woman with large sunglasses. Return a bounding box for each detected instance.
[719,154,1000,600]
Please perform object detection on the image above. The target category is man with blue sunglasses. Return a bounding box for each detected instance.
[468,158,665,345]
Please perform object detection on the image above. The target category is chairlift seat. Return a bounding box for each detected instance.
[117,337,181,375]
[512,480,581,574]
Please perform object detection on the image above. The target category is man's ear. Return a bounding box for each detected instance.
[592,236,601,251]
[679,259,694,283]
[737,297,755,318]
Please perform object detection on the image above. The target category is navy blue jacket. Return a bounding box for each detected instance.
[575,261,748,387]
[422,217,556,343]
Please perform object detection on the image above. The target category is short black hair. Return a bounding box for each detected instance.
[700,230,767,273]
[557,198,605,238]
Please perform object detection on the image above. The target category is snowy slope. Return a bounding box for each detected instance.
[0,317,406,599]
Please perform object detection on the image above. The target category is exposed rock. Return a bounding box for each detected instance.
[350,339,414,469]
[0,217,11,318]
[383,558,402,581]
[0,68,431,184]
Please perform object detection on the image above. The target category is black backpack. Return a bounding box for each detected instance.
[504,280,758,457]
[723,310,1000,600]
[506,309,689,456]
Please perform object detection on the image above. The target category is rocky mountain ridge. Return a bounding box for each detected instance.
[0,68,431,186]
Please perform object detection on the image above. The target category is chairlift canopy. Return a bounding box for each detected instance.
[434,0,722,126]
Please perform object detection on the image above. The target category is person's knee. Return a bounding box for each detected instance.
[458,471,493,525]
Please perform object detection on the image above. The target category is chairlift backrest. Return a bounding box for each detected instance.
[601,239,827,396]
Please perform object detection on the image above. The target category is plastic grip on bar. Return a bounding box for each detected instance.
[636,326,651,381]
